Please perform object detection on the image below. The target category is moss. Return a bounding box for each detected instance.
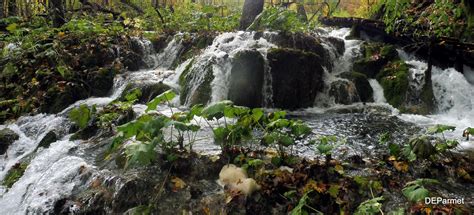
[376,60,409,108]
[353,43,399,78]
[179,64,214,106]
[178,59,195,88]
[2,162,28,188]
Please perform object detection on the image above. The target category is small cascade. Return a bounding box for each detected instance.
[314,28,364,107]
[152,35,185,70]
[179,31,276,106]
[368,79,387,103]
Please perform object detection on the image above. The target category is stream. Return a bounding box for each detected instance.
[0,27,473,214]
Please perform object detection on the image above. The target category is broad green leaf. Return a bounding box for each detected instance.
[427,124,456,134]
[402,185,429,202]
[69,104,91,129]
[125,140,157,168]
[251,108,264,122]
[6,23,17,33]
[125,88,142,102]
[290,121,312,137]
[354,196,384,215]
[146,90,176,112]
[267,119,290,128]
[201,100,233,120]
[279,134,294,147]
[316,144,334,155]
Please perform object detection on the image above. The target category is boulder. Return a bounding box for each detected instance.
[37,131,58,149]
[268,48,325,109]
[376,60,410,108]
[323,36,345,57]
[0,128,19,154]
[329,80,360,105]
[228,50,265,107]
[179,62,214,106]
[121,82,171,104]
[353,42,399,78]
[267,32,332,69]
[89,68,116,97]
[338,72,374,103]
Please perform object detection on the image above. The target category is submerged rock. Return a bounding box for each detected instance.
[0,128,19,155]
[179,61,214,106]
[268,48,325,109]
[229,50,265,107]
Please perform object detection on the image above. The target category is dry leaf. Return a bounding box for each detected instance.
[394,161,408,172]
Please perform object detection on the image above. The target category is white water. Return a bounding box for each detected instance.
[1,29,474,213]
[180,31,276,106]
[368,79,387,103]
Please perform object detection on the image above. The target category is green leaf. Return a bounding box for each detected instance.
[290,121,312,137]
[125,140,157,168]
[146,90,176,112]
[354,196,384,215]
[201,100,233,120]
[125,88,142,102]
[402,179,438,202]
[316,143,334,155]
[6,23,17,33]
[69,104,91,129]
[328,184,340,198]
[427,124,456,134]
[279,134,295,147]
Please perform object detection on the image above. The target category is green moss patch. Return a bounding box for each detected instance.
[376,60,409,108]
[2,162,28,188]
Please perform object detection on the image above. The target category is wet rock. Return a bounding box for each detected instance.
[179,62,214,106]
[89,68,116,97]
[324,36,345,56]
[329,80,360,105]
[268,48,325,109]
[121,82,171,104]
[112,177,155,213]
[376,60,410,108]
[353,42,399,78]
[37,131,58,149]
[0,128,19,155]
[338,72,374,103]
[268,32,332,69]
[41,84,89,114]
[2,162,28,188]
[121,50,144,71]
[229,50,265,107]
[70,123,99,141]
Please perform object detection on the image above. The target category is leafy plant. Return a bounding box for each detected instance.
[402,178,439,202]
[69,104,96,129]
[354,196,384,215]
[290,192,323,215]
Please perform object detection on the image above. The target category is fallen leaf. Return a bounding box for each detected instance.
[171,176,186,192]
[394,161,408,172]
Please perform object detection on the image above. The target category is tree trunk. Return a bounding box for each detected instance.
[50,0,66,27]
[239,0,264,30]
[0,0,4,18]
[7,0,16,16]
[297,0,307,22]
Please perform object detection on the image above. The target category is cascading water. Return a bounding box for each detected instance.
[179,31,276,106]
[1,27,473,213]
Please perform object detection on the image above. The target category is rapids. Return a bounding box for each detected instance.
[0,27,473,213]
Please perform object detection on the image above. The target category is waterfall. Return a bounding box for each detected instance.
[179,31,276,106]
[314,28,364,107]
[368,79,387,103]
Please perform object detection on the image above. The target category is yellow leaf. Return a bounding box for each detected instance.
[171,176,186,191]
[335,165,344,175]
[6,23,17,33]
[57,32,66,39]
[388,156,397,161]
[394,161,408,172]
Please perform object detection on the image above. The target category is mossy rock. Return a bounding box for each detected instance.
[267,48,325,109]
[121,82,171,104]
[89,68,116,97]
[179,61,214,106]
[2,162,28,188]
[37,131,58,150]
[0,128,19,155]
[41,84,90,114]
[353,42,399,78]
[229,50,265,107]
[339,72,374,103]
[376,60,410,108]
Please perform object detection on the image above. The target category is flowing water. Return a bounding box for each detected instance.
[1,28,473,213]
